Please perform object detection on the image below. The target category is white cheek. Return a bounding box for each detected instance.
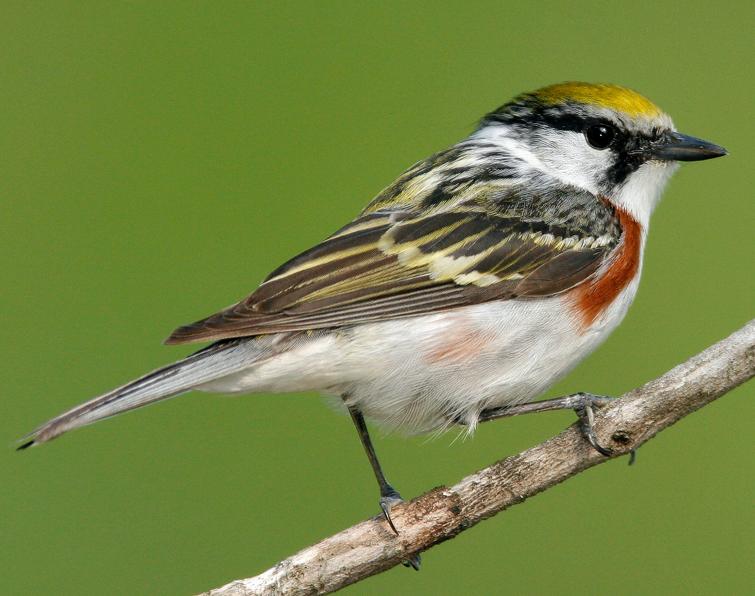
[470,124,547,172]
[536,131,611,195]
[612,161,678,227]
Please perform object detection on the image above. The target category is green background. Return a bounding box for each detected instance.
[2,2,752,594]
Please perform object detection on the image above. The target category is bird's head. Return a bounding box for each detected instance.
[475,82,726,224]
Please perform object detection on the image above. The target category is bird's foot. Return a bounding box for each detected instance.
[572,392,615,456]
[571,392,635,463]
[379,490,403,535]
[476,392,636,464]
[379,489,422,570]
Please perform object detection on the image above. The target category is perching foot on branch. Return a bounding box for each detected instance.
[379,489,422,570]
[477,392,625,457]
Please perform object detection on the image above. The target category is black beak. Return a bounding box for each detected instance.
[650,131,727,162]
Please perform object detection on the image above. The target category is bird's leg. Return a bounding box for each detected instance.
[476,392,630,459]
[345,404,405,532]
[344,402,421,569]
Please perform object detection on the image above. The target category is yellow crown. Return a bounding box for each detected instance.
[532,82,662,118]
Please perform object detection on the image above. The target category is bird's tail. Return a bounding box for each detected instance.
[18,339,265,449]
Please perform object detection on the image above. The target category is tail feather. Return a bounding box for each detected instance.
[18,339,265,448]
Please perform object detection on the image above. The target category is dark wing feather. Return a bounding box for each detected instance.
[167,186,621,344]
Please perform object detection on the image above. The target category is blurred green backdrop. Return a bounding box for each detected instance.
[2,2,752,595]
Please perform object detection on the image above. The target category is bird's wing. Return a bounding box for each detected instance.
[166,185,621,344]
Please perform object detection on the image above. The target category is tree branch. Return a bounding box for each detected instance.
[201,320,755,596]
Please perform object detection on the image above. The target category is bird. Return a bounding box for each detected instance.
[19,82,726,546]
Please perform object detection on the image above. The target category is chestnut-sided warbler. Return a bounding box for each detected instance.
[20,82,726,545]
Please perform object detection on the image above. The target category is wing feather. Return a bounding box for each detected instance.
[166,183,621,344]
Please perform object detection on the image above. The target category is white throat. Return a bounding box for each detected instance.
[611,161,678,228]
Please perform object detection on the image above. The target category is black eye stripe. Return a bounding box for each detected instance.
[534,113,585,132]
[486,103,611,134]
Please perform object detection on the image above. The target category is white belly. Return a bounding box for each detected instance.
[200,278,640,434]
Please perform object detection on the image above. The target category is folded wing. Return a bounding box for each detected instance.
[166,186,621,344]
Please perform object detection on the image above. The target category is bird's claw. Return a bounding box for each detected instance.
[379,490,422,570]
[403,553,422,570]
[379,493,403,535]
[575,395,639,464]
[574,393,615,457]
[580,413,614,456]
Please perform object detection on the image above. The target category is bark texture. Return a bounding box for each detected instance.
[201,319,755,596]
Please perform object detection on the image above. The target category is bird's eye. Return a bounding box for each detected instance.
[584,124,616,150]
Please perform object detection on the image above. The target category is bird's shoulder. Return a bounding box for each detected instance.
[362,139,620,238]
